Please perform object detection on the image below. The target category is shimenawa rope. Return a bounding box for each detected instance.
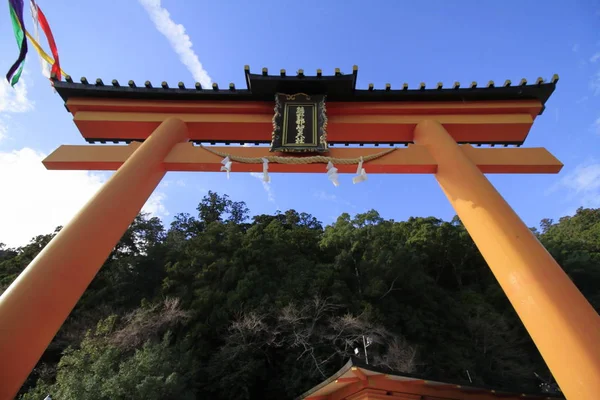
[199,144,397,165]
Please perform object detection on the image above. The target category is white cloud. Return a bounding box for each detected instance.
[0,119,7,143]
[143,190,169,217]
[0,77,33,113]
[0,148,167,248]
[0,76,34,143]
[250,172,276,205]
[556,162,600,209]
[314,190,337,202]
[313,189,356,209]
[591,52,600,63]
[138,0,212,88]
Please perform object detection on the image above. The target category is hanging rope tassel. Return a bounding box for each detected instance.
[352,156,368,184]
[221,156,232,179]
[261,157,270,183]
[199,144,396,165]
[200,145,397,184]
[326,161,340,187]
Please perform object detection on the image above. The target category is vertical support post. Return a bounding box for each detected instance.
[413,119,600,400]
[0,117,188,399]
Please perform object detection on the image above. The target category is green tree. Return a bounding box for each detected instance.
[9,194,595,399]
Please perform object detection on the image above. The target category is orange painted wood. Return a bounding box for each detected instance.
[0,118,189,399]
[365,374,390,381]
[347,388,421,400]
[72,118,533,145]
[352,367,369,381]
[302,378,551,400]
[336,377,361,384]
[66,98,543,117]
[366,379,534,400]
[42,144,563,175]
[66,98,274,115]
[65,99,540,144]
[330,382,366,400]
[414,119,600,400]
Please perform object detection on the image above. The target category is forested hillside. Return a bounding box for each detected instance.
[2,192,598,399]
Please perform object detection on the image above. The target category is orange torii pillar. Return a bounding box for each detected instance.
[0,118,188,400]
[414,120,600,400]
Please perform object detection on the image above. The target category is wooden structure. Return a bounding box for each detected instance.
[0,66,599,399]
[298,358,563,400]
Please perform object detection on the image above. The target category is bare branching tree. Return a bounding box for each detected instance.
[373,336,418,373]
[223,312,283,362]
[109,298,190,349]
[222,295,418,378]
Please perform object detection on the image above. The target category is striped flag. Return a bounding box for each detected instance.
[30,0,61,80]
[29,0,50,77]
[6,0,28,86]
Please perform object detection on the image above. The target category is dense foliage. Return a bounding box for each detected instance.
[2,192,598,399]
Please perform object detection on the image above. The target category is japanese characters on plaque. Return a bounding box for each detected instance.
[270,93,328,153]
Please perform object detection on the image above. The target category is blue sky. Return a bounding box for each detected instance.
[1,0,600,247]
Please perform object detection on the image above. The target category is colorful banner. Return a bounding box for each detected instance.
[29,0,50,78]
[34,1,60,80]
[6,0,28,86]
[25,29,67,77]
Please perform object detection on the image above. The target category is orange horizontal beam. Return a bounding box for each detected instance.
[71,111,534,144]
[335,377,361,384]
[74,120,532,144]
[73,111,533,125]
[42,144,563,174]
[352,367,369,381]
[330,382,365,400]
[66,98,543,117]
[365,378,530,400]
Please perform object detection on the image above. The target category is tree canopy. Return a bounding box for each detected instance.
[2,191,595,399]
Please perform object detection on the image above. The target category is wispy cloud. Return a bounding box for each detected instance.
[314,190,337,202]
[0,77,33,114]
[138,0,212,88]
[552,161,600,209]
[250,172,277,207]
[572,43,580,53]
[591,52,600,63]
[0,120,7,143]
[143,190,169,218]
[0,75,34,143]
[312,189,356,209]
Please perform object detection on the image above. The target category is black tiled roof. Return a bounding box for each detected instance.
[52,66,558,114]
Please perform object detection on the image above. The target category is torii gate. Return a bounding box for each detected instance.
[0,67,598,399]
